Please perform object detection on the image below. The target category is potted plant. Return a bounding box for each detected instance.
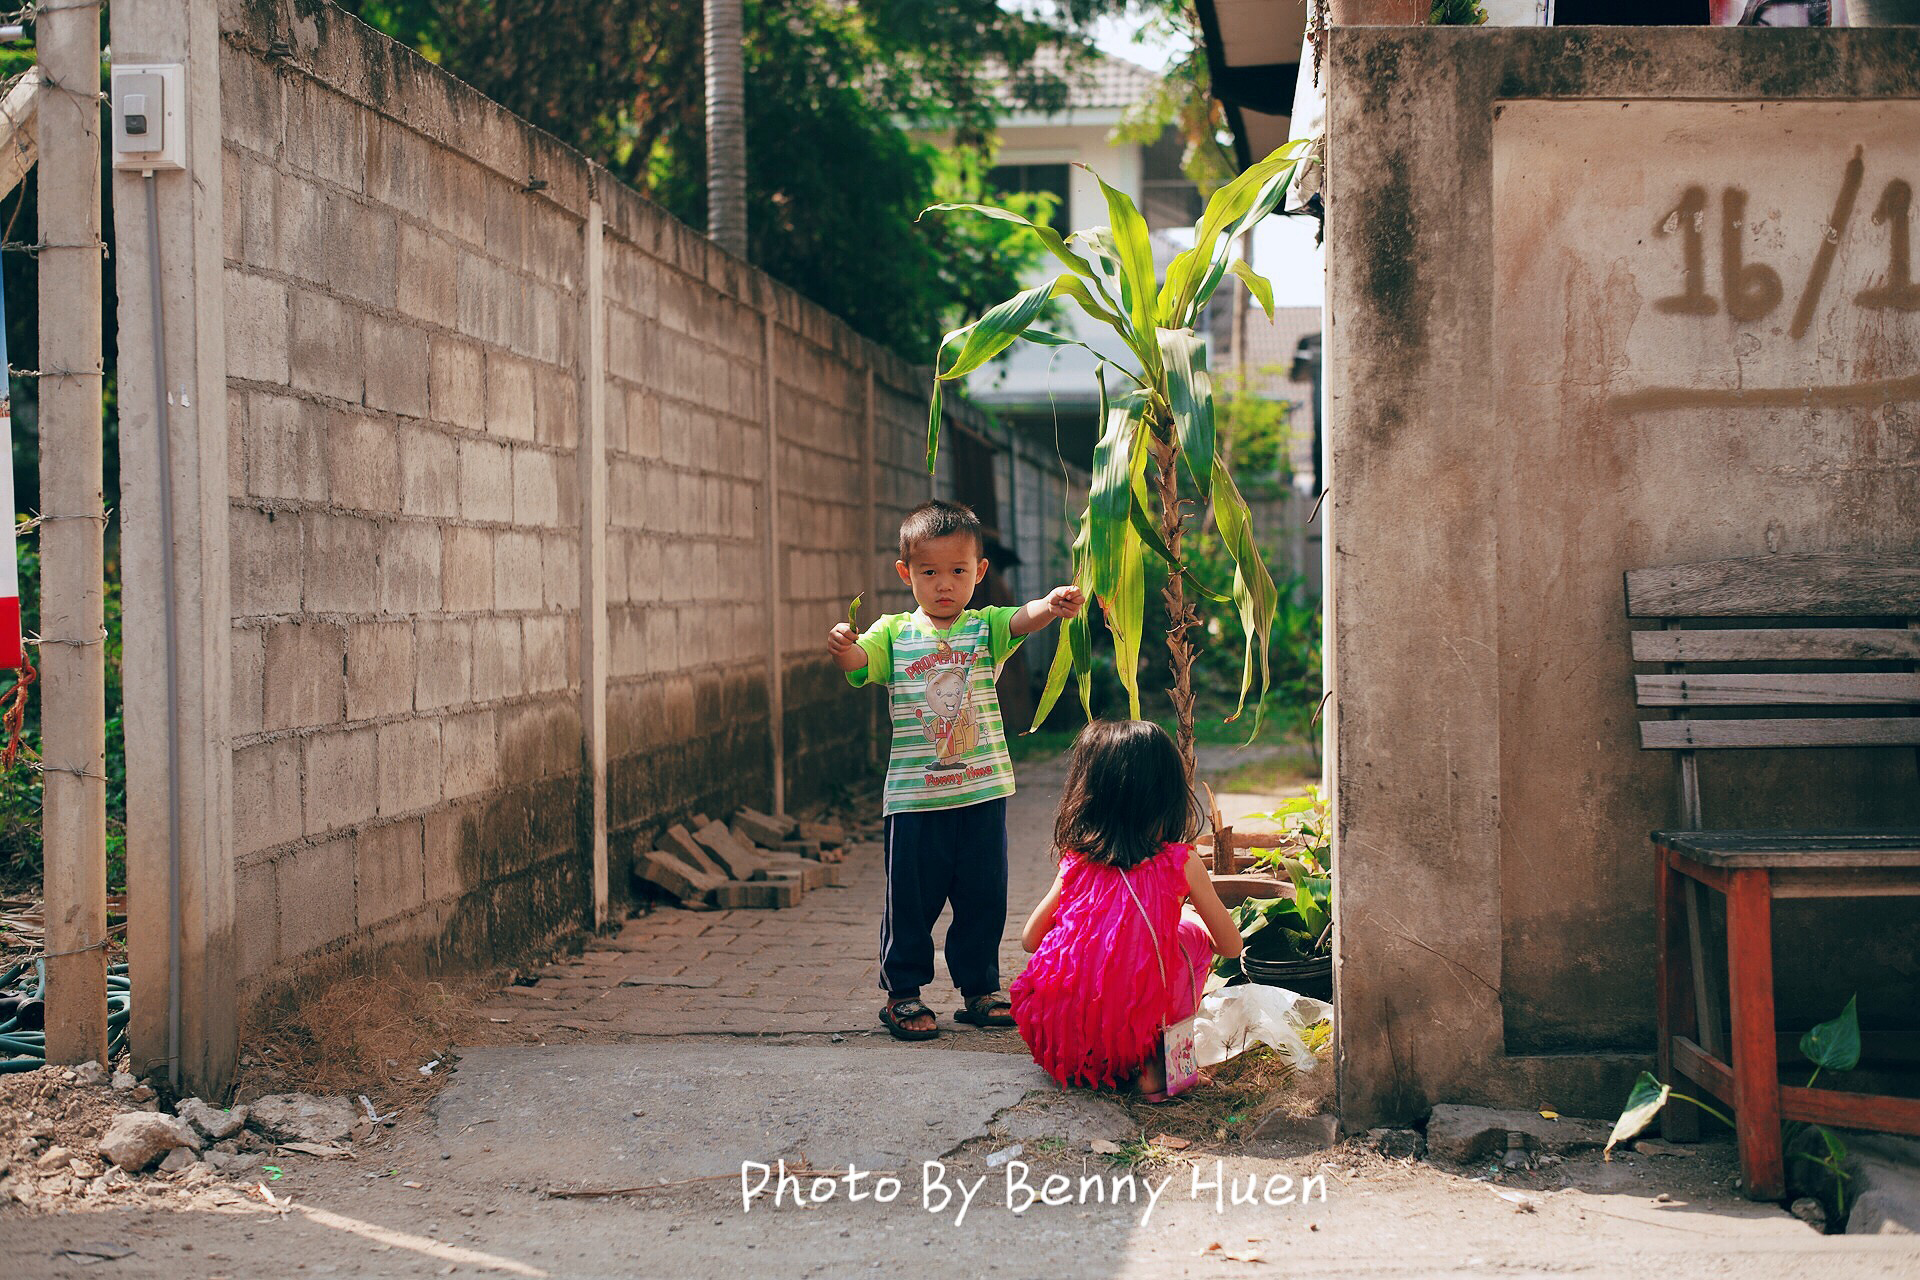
[1214,791,1333,1000]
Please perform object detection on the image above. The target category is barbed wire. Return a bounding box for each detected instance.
[1,238,109,255]
[35,936,111,959]
[6,364,105,379]
[26,625,107,648]
[2,1,107,17]
[14,507,111,534]
[29,761,108,781]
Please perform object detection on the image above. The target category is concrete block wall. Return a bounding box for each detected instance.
[211,0,1084,994]
[221,12,587,993]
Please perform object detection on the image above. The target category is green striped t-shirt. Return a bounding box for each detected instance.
[847,608,1023,816]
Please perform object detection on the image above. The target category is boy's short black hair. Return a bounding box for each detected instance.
[898,499,984,561]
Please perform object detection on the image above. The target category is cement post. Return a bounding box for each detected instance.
[37,0,109,1066]
[579,197,609,926]
[762,313,784,812]
[109,0,236,1093]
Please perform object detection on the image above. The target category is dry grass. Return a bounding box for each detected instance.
[236,963,527,1110]
[1108,1028,1336,1152]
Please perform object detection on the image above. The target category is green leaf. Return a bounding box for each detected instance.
[926,274,1118,473]
[1077,226,1160,374]
[1159,328,1215,507]
[1046,276,1126,331]
[1160,142,1310,328]
[1091,169,1160,356]
[1605,1072,1672,1160]
[1104,433,1151,720]
[1030,511,1096,731]
[1226,259,1276,319]
[919,202,1096,281]
[927,382,945,475]
[847,594,862,630]
[1800,995,1861,1073]
[1211,455,1280,726]
[932,279,1057,382]
[1087,388,1145,603]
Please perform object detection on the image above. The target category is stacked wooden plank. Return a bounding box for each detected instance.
[637,809,851,910]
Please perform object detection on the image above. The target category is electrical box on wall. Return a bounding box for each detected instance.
[111,63,187,172]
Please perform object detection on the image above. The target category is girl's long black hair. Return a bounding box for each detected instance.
[1052,720,1201,870]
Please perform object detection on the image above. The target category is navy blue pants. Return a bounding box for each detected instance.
[879,797,1008,1000]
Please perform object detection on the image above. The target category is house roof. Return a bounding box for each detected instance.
[1190,0,1310,168]
[986,45,1160,114]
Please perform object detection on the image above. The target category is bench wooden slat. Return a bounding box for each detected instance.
[1631,627,1920,663]
[1639,717,1920,749]
[1635,673,1920,706]
[1625,554,1920,618]
[1652,828,1920,867]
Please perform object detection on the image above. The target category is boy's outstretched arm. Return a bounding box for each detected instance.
[1010,585,1085,637]
[827,622,868,673]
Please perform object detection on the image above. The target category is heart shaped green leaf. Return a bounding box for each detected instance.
[1800,995,1861,1073]
[1605,1071,1670,1160]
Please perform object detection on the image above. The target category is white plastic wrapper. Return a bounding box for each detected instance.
[1190,984,1332,1071]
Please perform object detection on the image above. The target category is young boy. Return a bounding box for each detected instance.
[828,500,1083,1040]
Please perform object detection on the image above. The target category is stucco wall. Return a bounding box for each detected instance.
[212,0,1082,1001]
[1325,26,1920,1126]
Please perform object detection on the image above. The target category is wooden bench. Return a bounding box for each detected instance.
[1627,552,1920,1200]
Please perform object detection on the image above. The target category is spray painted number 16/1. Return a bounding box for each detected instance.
[1654,148,1920,340]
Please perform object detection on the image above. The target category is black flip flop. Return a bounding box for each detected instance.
[879,997,939,1041]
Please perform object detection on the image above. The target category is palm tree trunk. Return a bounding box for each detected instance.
[1151,431,1199,794]
[703,0,747,256]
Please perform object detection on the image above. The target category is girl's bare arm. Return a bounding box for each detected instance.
[1182,852,1244,958]
[1020,869,1065,952]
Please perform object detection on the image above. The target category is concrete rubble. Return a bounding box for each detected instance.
[637,806,854,910]
[4,1063,392,1216]
[97,1112,200,1173]
[248,1093,358,1145]
[176,1096,249,1141]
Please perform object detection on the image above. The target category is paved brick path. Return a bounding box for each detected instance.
[479,747,1304,1041]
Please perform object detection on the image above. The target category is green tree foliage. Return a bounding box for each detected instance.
[339,0,1104,361]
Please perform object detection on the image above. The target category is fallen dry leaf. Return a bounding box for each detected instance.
[1152,1134,1192,1151]
[1090,1140,1121,1155]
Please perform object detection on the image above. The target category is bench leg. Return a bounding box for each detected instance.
[1726,869,1784,1200]
[1655,847,1700,1142]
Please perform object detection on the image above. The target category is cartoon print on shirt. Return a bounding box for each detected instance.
[916,666,979,768]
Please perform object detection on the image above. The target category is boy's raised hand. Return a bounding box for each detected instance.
[1044,585,1086,619]
[827,621,858,655]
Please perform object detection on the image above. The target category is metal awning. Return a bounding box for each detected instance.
[1192,0,1310,169]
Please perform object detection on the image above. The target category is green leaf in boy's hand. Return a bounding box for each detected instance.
[848,593,863,630]
[1800,995,1861,1073]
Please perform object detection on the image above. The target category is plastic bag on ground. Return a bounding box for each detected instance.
[1190,984,1331,1071]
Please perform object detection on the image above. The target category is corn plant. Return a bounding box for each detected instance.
[920,142,1310,783]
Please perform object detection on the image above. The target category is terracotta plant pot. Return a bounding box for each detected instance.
[1329,0,1432,22]
[1208,872,1290,908]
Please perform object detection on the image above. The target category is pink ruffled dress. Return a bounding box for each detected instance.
[1010,841,1215,1089]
